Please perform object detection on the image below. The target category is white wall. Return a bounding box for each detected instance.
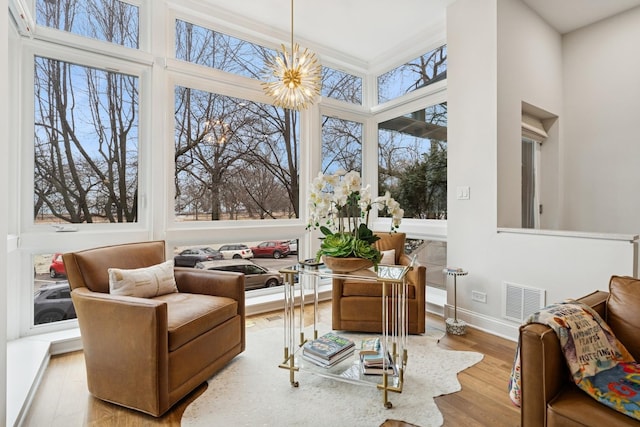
[447,0,637,340]
[1,0,9,422]
[496,0,563,229]
[562,7,640,234]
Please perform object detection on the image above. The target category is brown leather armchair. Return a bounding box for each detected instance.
[519,276,640,426]
[63,241,245,417]
[331,232,426,334]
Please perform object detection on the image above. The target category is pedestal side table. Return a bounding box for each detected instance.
[443,268,468,335]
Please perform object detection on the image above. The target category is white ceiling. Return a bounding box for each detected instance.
[201,0,640,64]
[521,0,640,34]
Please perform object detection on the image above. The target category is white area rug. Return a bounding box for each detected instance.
[182,325,483,427]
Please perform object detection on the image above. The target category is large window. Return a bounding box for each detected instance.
[378,103,447,219]
[34,56,139,224]
[12,3,449,334]
[174,88,299,220]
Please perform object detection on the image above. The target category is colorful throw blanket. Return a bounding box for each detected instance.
[508,300,640,421]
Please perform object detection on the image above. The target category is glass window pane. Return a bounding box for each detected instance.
[378,102,447,219]
[34,253,76,325]
[34,56,139,224]
[174,87,299,220]
[172,243,295,290]
[321,116,362,175]
[175,19,276,80]
[35,0,139,48]
[378,45,447,104]
[321,66,362,104]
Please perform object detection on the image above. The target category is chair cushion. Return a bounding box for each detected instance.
[607,275,640,360]
[547,383,640,426]
[342,280,416,299]
[108,260,178,298]
[380,249,396,265]
[154,292,238,352]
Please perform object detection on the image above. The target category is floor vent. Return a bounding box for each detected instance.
[502,281,546,322]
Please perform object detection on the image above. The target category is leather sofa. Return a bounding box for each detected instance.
[63,240,245,417]
[331,232,426,334]
[519,275,640,426]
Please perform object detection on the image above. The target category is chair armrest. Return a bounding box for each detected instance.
[520,323,567,427]
[173,267,245,318]
[71,287,170,410]
[519,290,610,427]
[72,287,168,352]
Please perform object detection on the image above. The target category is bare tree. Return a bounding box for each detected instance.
[33,1,139,223]
[321,116,362,174]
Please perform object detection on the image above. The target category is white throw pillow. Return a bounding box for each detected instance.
[380,249,396,265]
[108,260,178,298]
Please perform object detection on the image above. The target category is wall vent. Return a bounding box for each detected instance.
[502,281,546,322]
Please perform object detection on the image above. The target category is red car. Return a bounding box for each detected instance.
[250,240,291,259]
[49,253,66,278]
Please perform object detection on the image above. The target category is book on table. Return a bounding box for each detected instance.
[359,337,381,355]
[302,332,355,361]
[360,350,397,376]
[302,347,355,368]
[360,346,386,365]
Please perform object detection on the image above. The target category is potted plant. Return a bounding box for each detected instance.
[307,170,404,271]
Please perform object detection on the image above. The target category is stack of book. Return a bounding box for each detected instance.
[359,337,381,355]
[360,344,397,376]
[302,332,355,368]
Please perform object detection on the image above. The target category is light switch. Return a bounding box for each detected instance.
[457,186,470,200]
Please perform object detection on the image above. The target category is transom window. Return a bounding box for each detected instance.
[175,19,275,79]
[321,66,362,105]
[35,0,139,48]
[378,45,447,104]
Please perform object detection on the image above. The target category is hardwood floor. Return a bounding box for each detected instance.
[22,303,520,426]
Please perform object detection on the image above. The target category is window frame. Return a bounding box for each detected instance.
[15,38,153,336]
[21,40,152,234]
[9,2,449,339]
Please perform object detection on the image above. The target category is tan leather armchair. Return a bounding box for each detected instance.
[519,276,640,426]
[63,241,245,417]
[331,232,426,334]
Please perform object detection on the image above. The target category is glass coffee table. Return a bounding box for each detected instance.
[279,259,414,408]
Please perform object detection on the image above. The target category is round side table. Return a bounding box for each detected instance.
[443,268,468,335]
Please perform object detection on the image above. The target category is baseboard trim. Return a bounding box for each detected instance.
[444,304,519,342]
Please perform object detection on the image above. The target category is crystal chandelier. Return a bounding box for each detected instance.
[262,0,321,110]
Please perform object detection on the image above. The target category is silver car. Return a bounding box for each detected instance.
[198,260,283,290]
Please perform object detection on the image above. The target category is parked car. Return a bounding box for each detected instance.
[218,244,253,259]
[34,282,76,324]
[286,239,298,255]
[250,240,290,259]
[198,260,283,290]
[174,247,223,267]
[49,253,66,278]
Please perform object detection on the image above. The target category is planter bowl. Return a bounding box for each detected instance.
[322,255,374,273]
